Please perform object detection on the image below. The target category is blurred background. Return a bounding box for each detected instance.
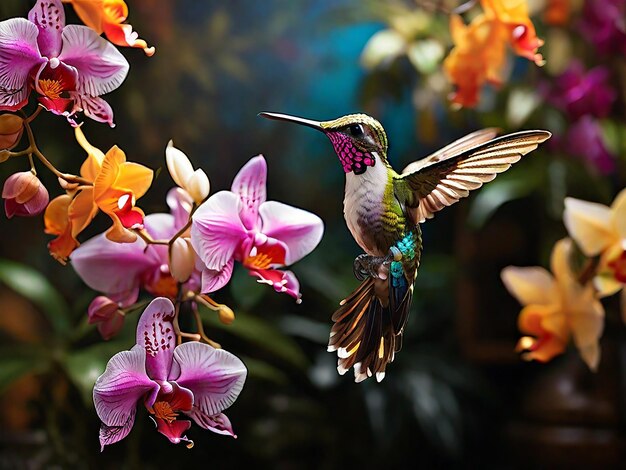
[0,0,625,468]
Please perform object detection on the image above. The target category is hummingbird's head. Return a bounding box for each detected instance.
[259,112,388,175]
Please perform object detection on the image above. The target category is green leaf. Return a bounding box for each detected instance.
[62,341,132,408]
[0,259,70,336]
[200,307,309,370]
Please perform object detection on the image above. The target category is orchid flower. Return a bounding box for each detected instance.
[94,297,247,449]
[501,238,604,370]
[62,0,155,56]
[443,0,543,107]
[564,189,626,301]
[191,155,324,302]
[72,188,198,309]
[0,0,129,126]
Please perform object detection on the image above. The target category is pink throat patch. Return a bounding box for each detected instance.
[326,132,374,174]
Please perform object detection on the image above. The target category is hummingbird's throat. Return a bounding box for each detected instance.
[326,132,375,175]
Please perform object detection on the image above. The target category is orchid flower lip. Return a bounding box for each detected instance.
[258,112,323,131]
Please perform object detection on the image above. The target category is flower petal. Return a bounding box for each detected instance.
[201,260,234,293]
[165,141,194,189]
[70,230,152,298]
[136,298,176,382]
[68,187,98,238]
[28,0,64,57]
[93,345,159,441]
[563,197,613,257]
[166,187,193,230]
[500,266,558,306]
[569,285,604,371]
[172,342,247,417]
[116,161,154,199]
[231,155,266,230]
[250,268,302,302]
[186,409,236,437]
[154,417,192,445]
[191,191,247,271]
[517,304,568,362]
[258,201,324,265]
[58,25,129,96]
[611,188,626,240]
[144,212,176,242]
[0,18,45,110]
[71,93,115,127]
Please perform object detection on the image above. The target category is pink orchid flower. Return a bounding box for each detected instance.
[72,189,198,332]
[191,155,324,302]
[0,0,129,126]
[93,297,247,449]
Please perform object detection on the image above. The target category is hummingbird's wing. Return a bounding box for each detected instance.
[401,128,500,175]
[397,130,551,224]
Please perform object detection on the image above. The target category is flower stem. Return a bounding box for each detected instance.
[578,257,599,285]
[192,304,221,348]
[19,111,93,186]
[167,203,199,246]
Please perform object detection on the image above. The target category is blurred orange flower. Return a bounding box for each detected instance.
[544,0,570,26]
[501,238,604,370]
[444,0,544,107]
[63,0,155,56]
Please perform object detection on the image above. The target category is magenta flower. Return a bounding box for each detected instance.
[72,188,198,320]
[548,61,616,120]
[579,0,626,56]
[0,0,129,126]
[93,297,247,449]
[191,155,324,302]
[564,116,616,175]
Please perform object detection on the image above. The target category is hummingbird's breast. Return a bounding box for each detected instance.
[343,157,406,256]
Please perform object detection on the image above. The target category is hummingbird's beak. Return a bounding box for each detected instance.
[258,112,324,131]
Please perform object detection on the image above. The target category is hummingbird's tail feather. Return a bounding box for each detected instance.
[328,276,400,383]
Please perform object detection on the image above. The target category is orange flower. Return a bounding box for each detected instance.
[44,128,152,261]
[482,0,544,65]
[443,0,544,107]
[444,14,506,107]
[62,0,155,56]
[501,238,604,370]
[93,144,153,243]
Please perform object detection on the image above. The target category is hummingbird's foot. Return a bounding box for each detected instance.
[353,254,390,281]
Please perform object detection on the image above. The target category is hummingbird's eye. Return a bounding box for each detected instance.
[347,124,365,137]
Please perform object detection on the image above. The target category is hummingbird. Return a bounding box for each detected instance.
[260,111,551,383]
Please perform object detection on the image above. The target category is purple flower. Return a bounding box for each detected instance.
[579,0,626,56]
[93,297,247,449]
[191,155,324,302]
[0,0,129,126]
[549,61,616,120]
[71,188,199,322]
[564,116,616,175]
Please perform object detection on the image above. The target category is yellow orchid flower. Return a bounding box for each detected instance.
[93,144,153,243]
[45,127,103,262]
[501,238,605,370]
[564,189,626,299]
[44,128,152,261]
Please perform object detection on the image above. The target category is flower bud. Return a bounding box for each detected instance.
[0,114,24,150]
[2,171,49,218]
[166,140,194,189]
[88,296,125,340]
[169,237,196,283]
[165,140,210,203]
[218,304,235,325]
[0,150,10,163]
[186,168,210,204]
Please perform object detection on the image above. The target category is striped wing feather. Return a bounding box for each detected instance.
[398,130,551,224]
